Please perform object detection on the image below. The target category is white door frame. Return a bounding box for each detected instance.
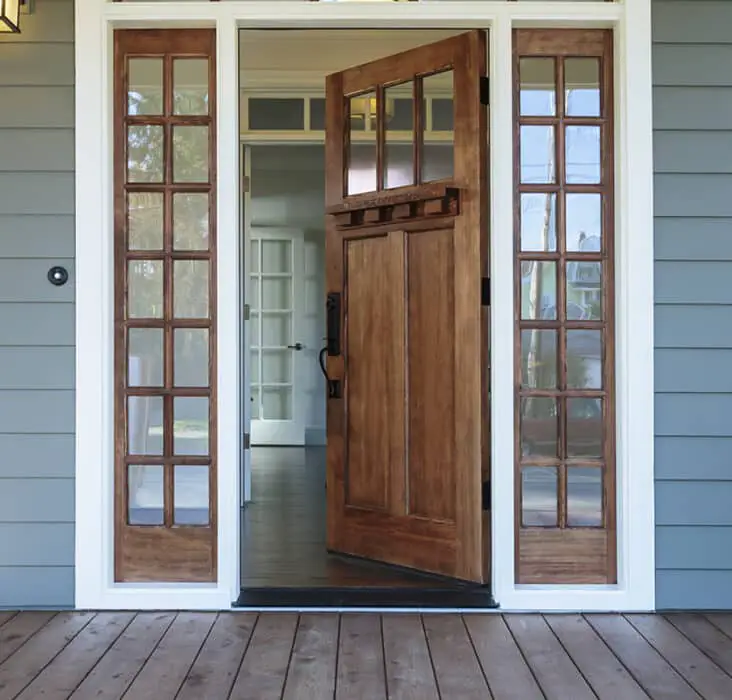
[75,0,654,612]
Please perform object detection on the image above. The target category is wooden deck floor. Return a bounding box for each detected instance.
[2,611,732,698]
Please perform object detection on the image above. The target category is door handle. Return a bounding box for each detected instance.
[325,292,341,356]
[287,342,304,351]
[319,346,341,399]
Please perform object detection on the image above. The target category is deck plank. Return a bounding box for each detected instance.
[545,614,649,700]
[229,612,298,700]
[0,612,94,700]
[176,612,257,700]
[282,613,339,700]
[464,614,543,700]
[15,612,133,700]
[335,613,386,700]
[0,613,16,630]
[666,613,732,677]
[705,613,732,640]
[422,614,491,699]
[68,612,175,700]
[0,612,56,664]
[382,613,439,700]
[627,613,732,700]
[504,614,595,700]
[587,614,701,699]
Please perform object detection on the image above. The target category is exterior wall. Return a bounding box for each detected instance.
[653,0,732,608]
[0,0,75,607]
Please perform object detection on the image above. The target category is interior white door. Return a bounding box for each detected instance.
[249,227,306,445]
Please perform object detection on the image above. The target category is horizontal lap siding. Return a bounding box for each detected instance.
[653,0,732,609]
[0,0,75,608]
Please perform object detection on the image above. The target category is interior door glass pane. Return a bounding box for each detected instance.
[128,260,163,318]
[520,57,555,117]
[567,397,602,458]
[520,193,556,252]
[521,397,558,459]
[173,193,209,250]
[521,330,557,389]
[348,91,377,195]
[261,278,292,310]
[565,125,600,184]
[173,59,209,116]
[128,396,163,456]
[250,313,259,346]
[248,98,304,130]
[127,125,164,183]
[522,467,557,527]
[128,58,163,116]
[250,352,259,383]
[262,313,290,346]
[249,275,259,310]
[567,467,603,527]
[565,58,600,117]
[128,193,163,251]
[422,71,454,182]
[173,126,209,183]
[520,125,555,184]
[567,330,602,389]
[384,81,414,189]
[174,260,209,318]
[520,260,556,320]
[262,239,292,274]
[250,240,259,273]
[128,465,163,525]
[174,397,209,456]
[262,350,292,384]
[567,261,602,320]
[174,328,209,387]
[251,387,260,419]
[128,328,163,387]
[174,465,209,525]
[262,387,292,420]
[566,193,602,252]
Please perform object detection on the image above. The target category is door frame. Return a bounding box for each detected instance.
[75,0,655,612]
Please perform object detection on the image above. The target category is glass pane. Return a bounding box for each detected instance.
[250,239,260,273]
[520,261,556,320]
[567,330,602,389]
[128,193,163,251]
[174,58,209,116]
[566,125,601,184]
[174,260,209,318]
[250,352,259,383]
[250,313,259,346]
[127,125,164,183]
[385,81,414,189]
[521,330,557,389]
[173,193,209,250]
[520,193,556,252]
[565,58,600,117]
[520,397,558,459]
[389,97,413,131]
[261,278,292,311]
[567,261,602,320]
[522,467,557,527]
[262,350,291,384]
[567,467,603,527]
[310,98,326,131]
[128,328,163,387]
[520,125,555,184]
[249,275,259,310]
[566,193,602,252]
[174,397,209,456]
[128,465,163,525]
[174,328,209,387]
[520,57,556,117]
[262,313,291,346]
[251,387,260,419]
[348,91,377,195]
[431,98,453,131]
[249,98,304,130]
[128,396,163,456]
[128,260,163,319]
[174,465,209,525]
[262,239,292,273]
[422,72,454,182]
[263,387,292,420]
[173,126,209,183]
[128,58,163,116]
[567,397,602,458]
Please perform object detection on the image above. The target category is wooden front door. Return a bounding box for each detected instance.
[324,31,489,583]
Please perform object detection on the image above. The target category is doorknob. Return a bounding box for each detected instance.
[287,342,304,351]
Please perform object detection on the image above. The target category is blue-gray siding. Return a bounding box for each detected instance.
[654,0,732,609]
[0,0,75,608]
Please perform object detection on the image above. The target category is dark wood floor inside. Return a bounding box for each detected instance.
[240,447,457,589]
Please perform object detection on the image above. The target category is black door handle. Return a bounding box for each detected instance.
[287,342,304,351]
[319,346,341,399]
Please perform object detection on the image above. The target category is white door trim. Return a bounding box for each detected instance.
[75,0,654,612]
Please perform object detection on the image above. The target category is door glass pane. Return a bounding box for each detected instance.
[250,239,259,273]
[128,465,163,525]
[173,59,209,116]
[348,91,377,195]
[261,278,291,311]
[520,193,556,252]
[173,126,209,183]
[174,465,209,525]
[567,261,602,320]
[128,328,163,387]
[173,193,209,250]
[565,125,600,184]
[566,330,602,389]
[262,313,290,346]
[522,467,557,527]
[128,396,163,456]
[128,193,163,251]
[520,260,556,320]
[128,58,163,116]
[566,193,602,252]
[174,328,209,387]
[567,467,603,527]
[128,260,163,319]
[520,57,555,117]
[521,330,557,389]
[251,387,260,419]
[250,352,259,383]
[521,397,558,459]
[567,398,602,458]
[262,239,292,274]
[127,125,164,183]
[250,313,260,346]
[520,125,555,184]
[249,275,259,310]
[422,71,453,182]
[565,58,600,117]
[174,260,209,318]
[263,387,292,420]
[262,350,291,384]
[174,397,209,456]
[384,81,414,190]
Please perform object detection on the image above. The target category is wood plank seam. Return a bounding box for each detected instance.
[663,614,732,682]
[0,612,59,666]
[223,612,260,699]
[460,615,496,699]
[331,613,343,698]
[379,615,389,700]
[169,612,221,699]
[500,615,548,698]
[704,614,732,643]
[421,614,444,698]
[542,614,600,698]
[279,614,302,692]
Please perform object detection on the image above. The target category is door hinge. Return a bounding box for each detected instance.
[481,277,490,306]
[482,481,491,511]
[243,432,251,450]
[480,76,490,106]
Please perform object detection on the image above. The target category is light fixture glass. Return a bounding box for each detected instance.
[0,0,21,33]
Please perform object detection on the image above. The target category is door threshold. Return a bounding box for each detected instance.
[235,587,498,609]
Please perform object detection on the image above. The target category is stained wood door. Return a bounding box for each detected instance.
[324,31,489,583]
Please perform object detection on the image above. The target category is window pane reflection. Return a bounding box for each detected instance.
[566,330,602,390]
[522,467,557,527]
[520,193,556,252]
[173,397,209,456]
[565,58,600,117]
[567,467,603,527]
[521,397,558,459]
[567,398,602,458]
[520,261,556,320]
[520,125,555,184]
[521,330,557,389]
[128,465,164,525]
[174,465,209,525]
[422,72,454,182]
[128,396,163,456]
[520,57,555,117]
[348,91,377,194]
[566,125,600,184]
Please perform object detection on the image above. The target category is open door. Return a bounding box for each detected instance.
[324,31,489,583]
